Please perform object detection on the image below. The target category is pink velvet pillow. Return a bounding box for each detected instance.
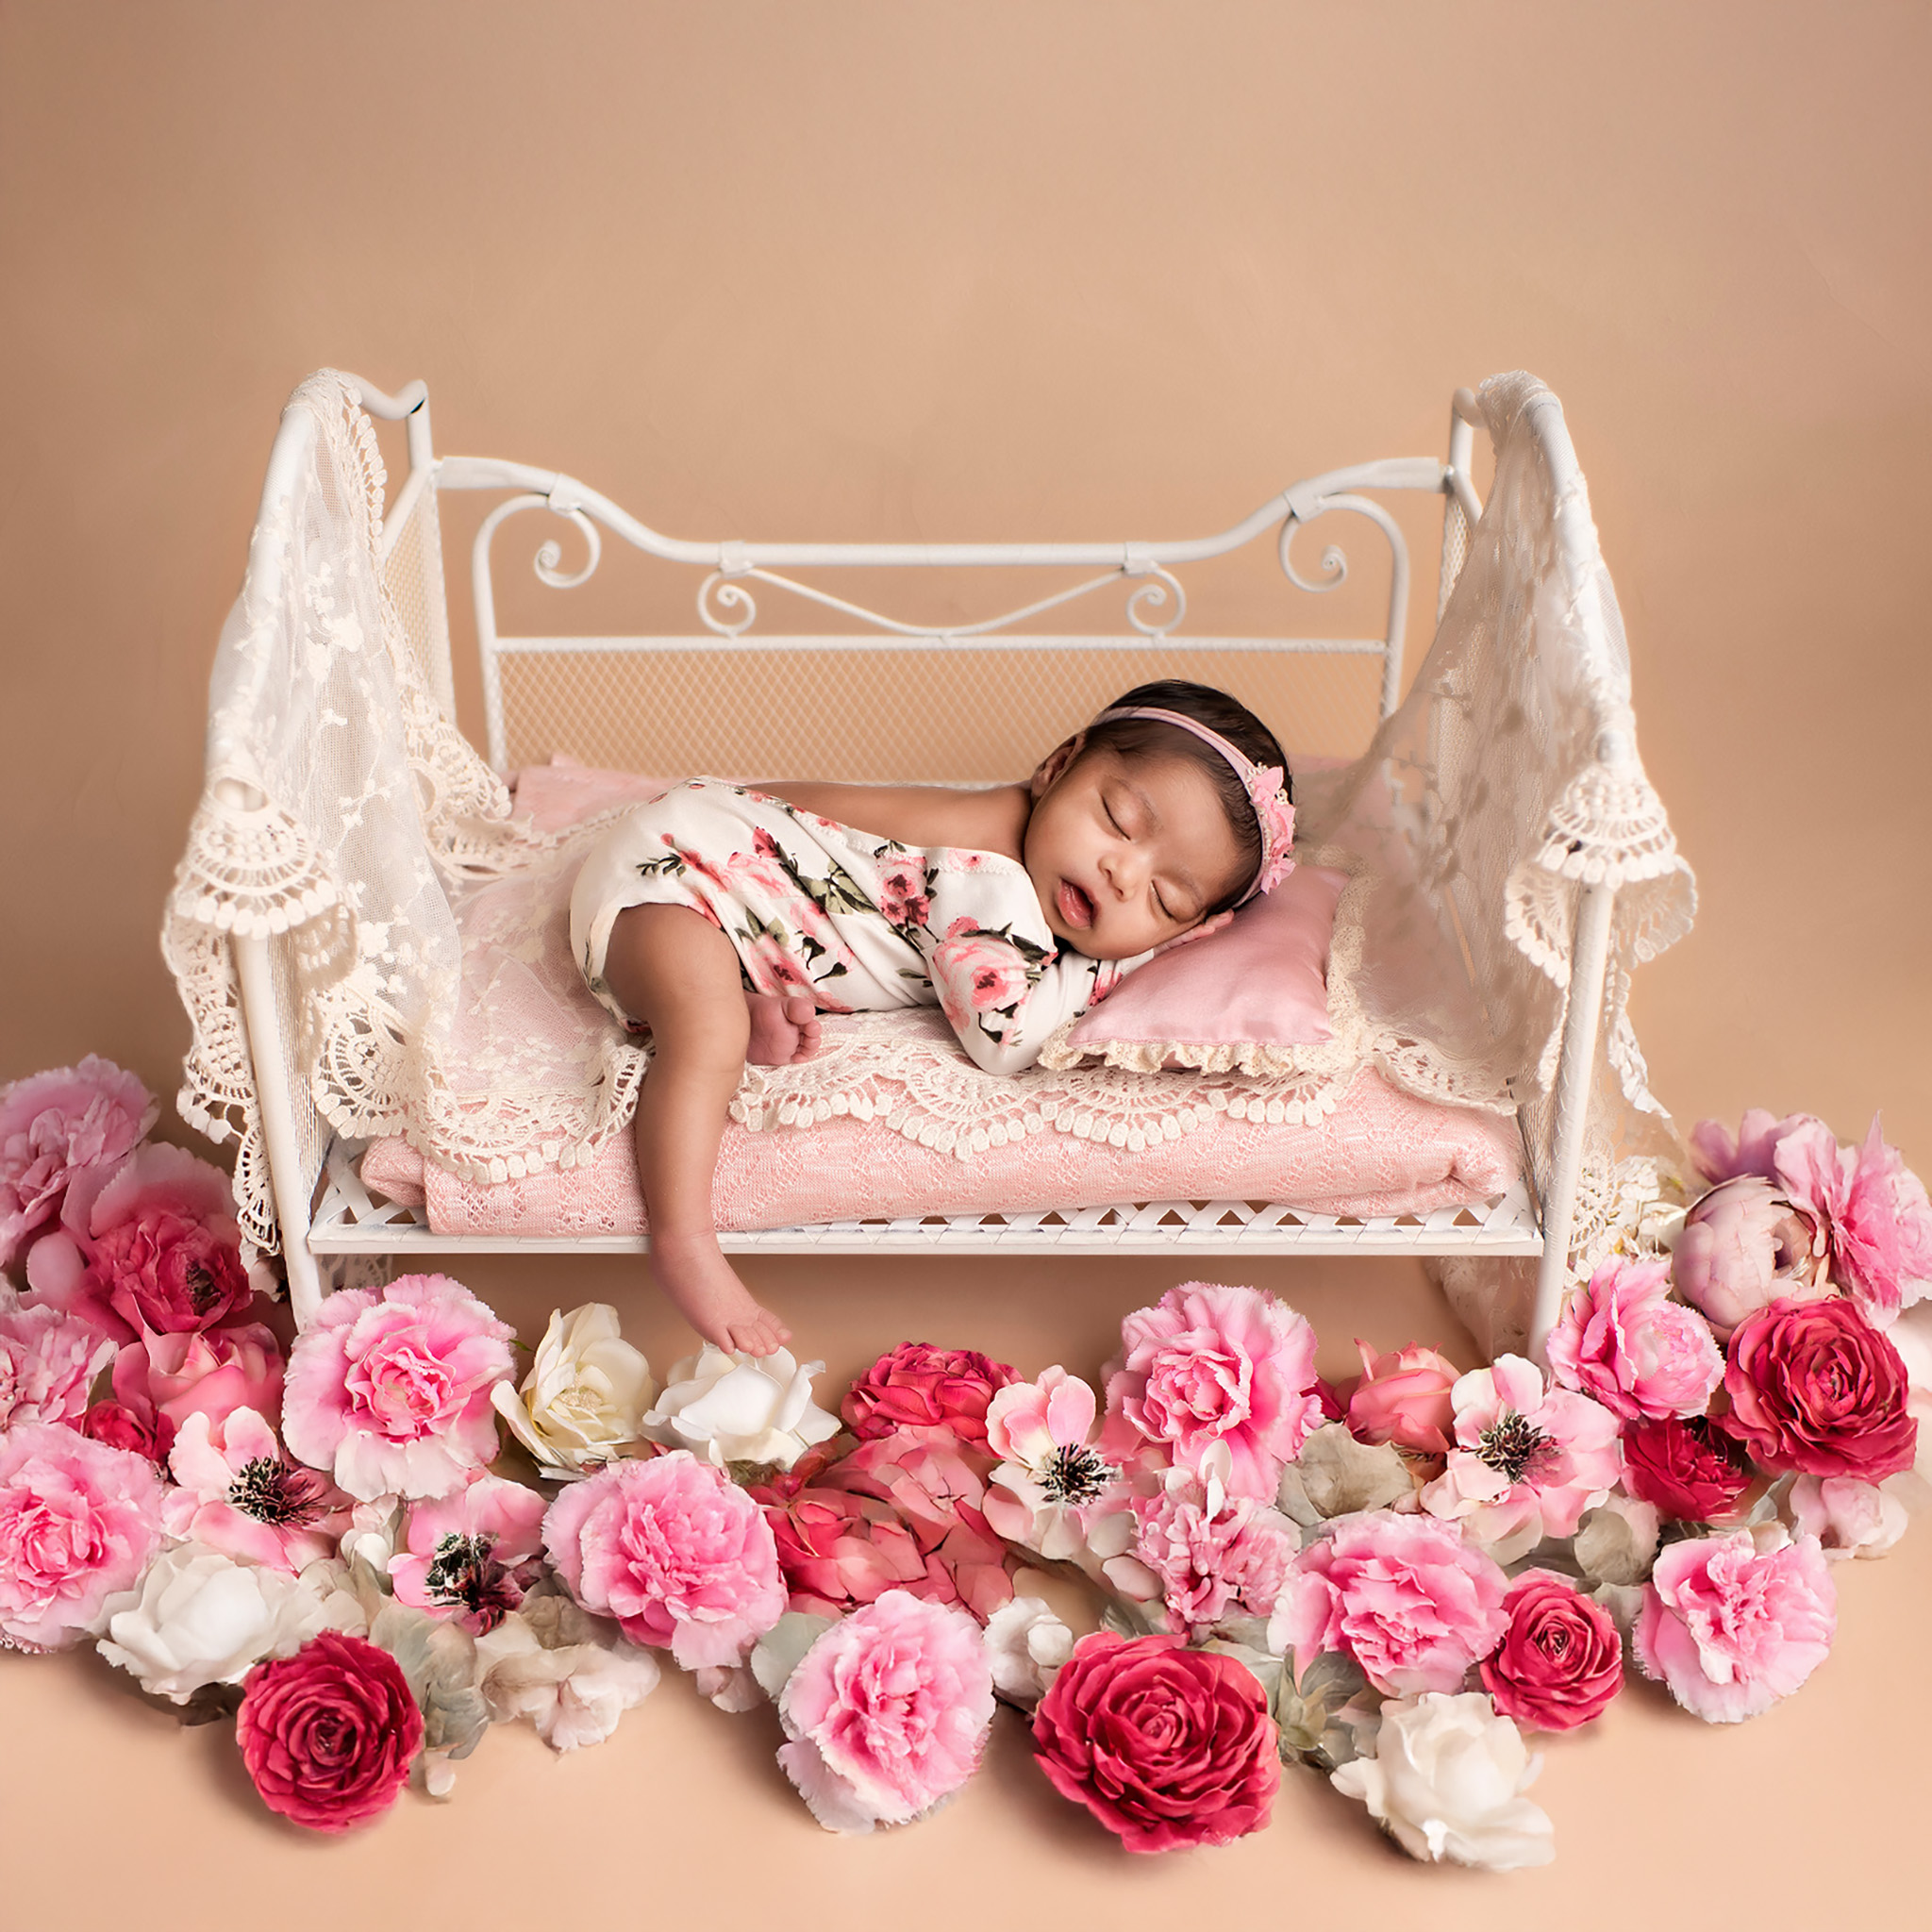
[1062,860,1347,1058]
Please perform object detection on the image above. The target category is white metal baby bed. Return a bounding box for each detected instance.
[214,372,1642,1357]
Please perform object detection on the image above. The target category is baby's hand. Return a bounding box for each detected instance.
[1151,908,1235,957]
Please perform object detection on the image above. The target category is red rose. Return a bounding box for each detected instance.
[1620,1415,1752,1521]
[1723,1296,1918,1479]
[1479,1570,1624,1732]
[1031,1630,1279,1853]
[236,1630,424,1831]
[78,1398,176,1468]
[841,1342,1019,1447]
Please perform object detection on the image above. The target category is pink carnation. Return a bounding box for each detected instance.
[1634,1527,1837,1723]
[0,1057,156,1270]
[0,1302,116,1431]
[162,1406,352,1573]
[776,1589,996,1832]
[1130,1484,1296,1638]
[1267,1508,1509,1696]
[1774,1115,1932,1325]
[1100,1280,1324,1498]
[390,1473,548,1633]
[0,1422,165,1652]
[542,1449,786,1669]
[113,1316,285,1433]
[281,1274,514,1500]
[1545,1257,1724,1421]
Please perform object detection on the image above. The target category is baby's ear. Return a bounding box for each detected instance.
[1030,730,1086,797]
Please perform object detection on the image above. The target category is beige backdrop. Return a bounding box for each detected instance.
[1,2,1928,1923]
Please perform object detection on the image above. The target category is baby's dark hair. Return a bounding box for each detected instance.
[1075,679,1291,913]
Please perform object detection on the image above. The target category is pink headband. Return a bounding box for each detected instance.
[1091,706,1296,904]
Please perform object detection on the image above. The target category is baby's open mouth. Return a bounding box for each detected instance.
[1056,879,1094,928]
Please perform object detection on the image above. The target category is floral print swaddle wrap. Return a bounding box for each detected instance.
[568,778,1139,1075]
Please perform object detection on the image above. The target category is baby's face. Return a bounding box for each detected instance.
[1024,743,1247,958]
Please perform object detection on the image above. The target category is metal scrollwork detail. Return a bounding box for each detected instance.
[698,571,758,638]
[1124,566,1188,638]
[532,507,603,590]
[1279,510,1348,593]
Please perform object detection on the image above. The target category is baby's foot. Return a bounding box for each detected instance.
[649,1229,793,1357]
[742,991,823,1066]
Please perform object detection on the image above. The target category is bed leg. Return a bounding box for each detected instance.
[1528,880,1617,1364]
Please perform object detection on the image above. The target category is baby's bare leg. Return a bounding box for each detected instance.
[601,905,791,1357]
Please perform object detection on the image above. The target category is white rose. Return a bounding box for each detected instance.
[96,1542,335,1702]
[640,1343,841,1471]
[475,1598,661,1751]
[1789,1474,1909,1560]
[491,1304,657,1478]
[982,1591,1074,1706]
[1331,1691,1556,1871]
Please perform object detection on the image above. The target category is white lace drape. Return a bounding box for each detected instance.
[165,369,1692,1256]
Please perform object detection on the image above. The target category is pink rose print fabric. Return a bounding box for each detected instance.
[569,778,1141,1074]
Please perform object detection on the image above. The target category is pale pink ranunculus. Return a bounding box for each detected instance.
[1545,1258,1724,1421]
[0,1421,166,1651]
[930,934,1030,1031]
[162,1407,352,1574]
[1774,1116,1932,1325]
[1100,1281,1325,1499]
[1690,1109,1824,1186]
[0,1057,157,1270]
[1421,1355,1623,1554]
[281,1274,515,1501]
[390,1473,549,1633]
[1346,1341,1460,1455]
[1788,1474,1909,1560]
[1673,1174,1828,1337]
[776,1588,996,1833]
[1633,1526,1836,1723]
[0,1302,116,1431]
[114,1317,285,1433]
[542,1449,786,1669]
[1130,1482,1297,1639]
[1268,1508,1509,1696]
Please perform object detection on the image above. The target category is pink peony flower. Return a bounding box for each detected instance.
[1130,1481,1297,1639]
[1420,1354,1623,1551]
[1673,1174,1828,1337]
[776,1589,996,1832]
[542,1449,786,1668]
[750,1455,933,1618]
[390,1473,549,1633]
[80,1143,257,1336]
[1100,1280,1325,1499]
[1545,1257,1724,1421]
[114,1316,284,1433]
[1690,1109,1824,1185]
[0,1057,157,1270]
[1619,1414,1753,1522]
[1633,1527,1836,1723]
[1774,1116,1932,1324]
[984,1366,1124,1560]
[1346,1340,1460,1456]
[841,1341,1019,1447]
[162,1406,352,1573]
[281,1274,514,1500]
[0,1422,165,1651]
[0,1302,116,1431]
[1479,1570,1624,1732]
[1268,1508,1509,1696]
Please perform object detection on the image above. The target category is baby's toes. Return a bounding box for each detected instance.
[782,995,816,1024]
[791,1020,823,1063]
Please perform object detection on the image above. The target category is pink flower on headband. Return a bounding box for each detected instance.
[1248,768,1296,897]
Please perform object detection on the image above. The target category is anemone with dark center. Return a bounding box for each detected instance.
[1474,1410,1552,1486]
[1039,1442,1120,1506]
[227,1456,330,1528]
[424,1532,522,1631]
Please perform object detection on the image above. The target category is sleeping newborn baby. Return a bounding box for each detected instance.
[568,676,1295,1357]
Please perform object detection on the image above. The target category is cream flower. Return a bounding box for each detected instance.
[1332,1691,1556,1871]
[474,1586,661,1751]
[982,1591,1074,1706]
[640,1343,841,1472]
[491,1304,656,1478]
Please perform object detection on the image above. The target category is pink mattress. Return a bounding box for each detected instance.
[358,1063,1519,1236]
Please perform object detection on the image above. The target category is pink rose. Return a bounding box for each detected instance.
[0,1057,156,1269]
[930,934,1029,1031]
[1545,1257,1724,1420]
[1421,1354,1623,1550]
[80,1144,256,1336]
[776,1589,995,1831]
[0,1422,165,1651]
[1031,1630,1279,1853]
[78,1398,175,1468]
[1268,1509,1508,1696]
[114,1316,285,1433]
[1774,1115,1932,1324]
[1100,1280,1325,1499]
[1619,1415,1752,1522]
[742,933,820,1001]
[1673,1174,1828,1337]
[1346,1340,1459,1455]
[750,1462,931,1618]
[841,1341,1019,1447]
[0,1302,116,1431]
[162,1406,352,1573]
[542,1449,786,1668]
[390,1473,549,1632]
[1723,1295,1918,1480]
[281,1274,515,1500]
[236,1629,424,1831]
[1479,1570,1624,1732]
[875,856,932,929]
[1634,1527,1836,1723]
[1690,1109,1824,1185]
[1130,1483,1297,1638]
